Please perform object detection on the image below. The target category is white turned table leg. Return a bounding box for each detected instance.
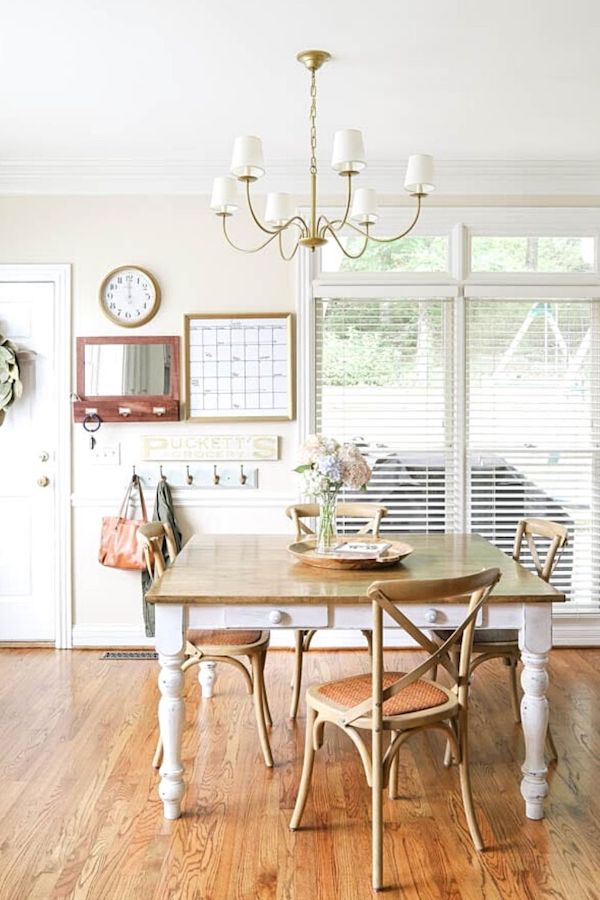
[155,604,186,820]
[519,604,552,820]
[199,661,217,698]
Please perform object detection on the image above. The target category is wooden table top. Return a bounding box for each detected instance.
[146,533,566,606]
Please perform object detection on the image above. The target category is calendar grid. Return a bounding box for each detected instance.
[185,313,294,421]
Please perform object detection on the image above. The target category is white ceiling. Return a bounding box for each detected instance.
[1,0,600,170]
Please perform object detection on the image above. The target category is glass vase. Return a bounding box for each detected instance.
[316,492,338,554]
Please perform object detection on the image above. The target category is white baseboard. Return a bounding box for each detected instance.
[552,613,600,646]
[72,625,154,648]
[72,617,600,650]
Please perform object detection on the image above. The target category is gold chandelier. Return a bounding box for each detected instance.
[210,50,435,261]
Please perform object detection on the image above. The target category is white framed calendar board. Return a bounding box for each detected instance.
[184,313,295,421]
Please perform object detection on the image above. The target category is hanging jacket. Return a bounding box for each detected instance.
[141,478,183,637]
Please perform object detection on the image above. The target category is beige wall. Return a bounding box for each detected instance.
[0,196,300,641]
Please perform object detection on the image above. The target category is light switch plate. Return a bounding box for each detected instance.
[91,443,121,465]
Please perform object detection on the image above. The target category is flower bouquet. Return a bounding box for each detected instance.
[294,435,372,553]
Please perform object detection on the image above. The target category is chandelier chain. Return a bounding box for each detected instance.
[309,69,317,177]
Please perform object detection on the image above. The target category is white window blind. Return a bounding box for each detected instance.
[465,298,600,604]
[314,297,455,534]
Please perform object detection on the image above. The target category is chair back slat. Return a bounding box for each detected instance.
[138,522,178,584]
[512,517,568,583]
[286,503,388,542]
[342,568,501,726]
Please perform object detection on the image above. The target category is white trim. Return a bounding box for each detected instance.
[0,264,72,649]
[72,624,154,648]
[71,490,298,509]
[71,623,419,649]
[72,619,600,649]
[312,282,459,298]
[552,613,600,646]
[2,159,600,196]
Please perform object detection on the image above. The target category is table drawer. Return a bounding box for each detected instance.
[224,604,329,630]
[333,604,482,630]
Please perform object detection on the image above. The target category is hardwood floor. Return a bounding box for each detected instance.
[0,647,598,900]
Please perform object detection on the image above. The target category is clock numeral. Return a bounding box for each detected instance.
[109,303,116,310]
[135,309,141,317]
[117,276,123,284]
[125,312,131,319]
[117,309,122,316]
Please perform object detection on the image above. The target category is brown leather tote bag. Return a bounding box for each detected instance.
[99,475,148,570]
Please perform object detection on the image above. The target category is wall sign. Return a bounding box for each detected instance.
[142,434,279,461]
[184,313,295,421]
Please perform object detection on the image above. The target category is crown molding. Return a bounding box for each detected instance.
[1,158,600,197]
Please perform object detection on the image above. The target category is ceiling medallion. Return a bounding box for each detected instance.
[210,50,435,261]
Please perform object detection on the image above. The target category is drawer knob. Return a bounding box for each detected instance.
[424,609,438,624]
[269,609,283,625]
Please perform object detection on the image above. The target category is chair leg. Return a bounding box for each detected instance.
[152,736,163,769]
[372,723,384,890]
[259,650,272,728]
[361,629,373,656]
[289,704,318,830]
[457,711,483,852]
[388,733,399,799]
[251,653,273,768]
[289,630,304,719]
[546,723,558,762]
[507,656,521,724]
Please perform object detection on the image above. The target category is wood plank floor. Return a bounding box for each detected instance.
[0,647,598,900]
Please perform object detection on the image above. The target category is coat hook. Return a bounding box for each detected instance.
[186,465,193,485]
[240,464,247,485]
[159,465,166,482]
[213,464,220,486]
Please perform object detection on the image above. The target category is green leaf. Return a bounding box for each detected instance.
[293,464,312,473]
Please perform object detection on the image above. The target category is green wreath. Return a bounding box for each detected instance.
[0,334,23,426]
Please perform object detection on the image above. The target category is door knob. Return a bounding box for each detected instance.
[39,451,50,462]
[37,476,50,488]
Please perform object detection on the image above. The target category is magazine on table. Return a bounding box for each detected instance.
[329,540,392,558]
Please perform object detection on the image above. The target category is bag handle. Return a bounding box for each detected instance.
[116,475,148,523]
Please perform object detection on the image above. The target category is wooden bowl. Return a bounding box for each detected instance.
[287,538,413,570]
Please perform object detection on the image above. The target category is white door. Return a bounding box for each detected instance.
[0,278,65,641]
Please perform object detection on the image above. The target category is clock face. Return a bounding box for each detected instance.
[100,266,160,327]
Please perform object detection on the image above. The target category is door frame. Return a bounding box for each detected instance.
[0,264,72,648]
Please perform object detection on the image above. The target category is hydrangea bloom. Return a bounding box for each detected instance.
[295,434,371,498]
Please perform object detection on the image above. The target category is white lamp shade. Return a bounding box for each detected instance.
[404,154,435,194]
[265,192,293,226]
[231,135,265,180]
[350,187,379,225]
[210,176,238,214]
[331,129,366,174]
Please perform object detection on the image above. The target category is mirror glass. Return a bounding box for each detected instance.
[84,343,172,396]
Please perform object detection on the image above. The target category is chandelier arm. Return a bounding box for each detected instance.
[346,194,423,243]
[321,222,370,259]
[246,175,308,236]
[316,174,354,236]
[245,181,309,237]
[245,180,279,235]
[221,215,283,253]
[278,230,301,261]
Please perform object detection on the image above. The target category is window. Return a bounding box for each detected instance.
[321,235,449,273]
[309,211,600,609]
[315,297,453,533]
[471,236,595,273]
[466,298,600,603]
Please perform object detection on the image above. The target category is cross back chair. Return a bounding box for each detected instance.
[285,502,388,719]
[289,567,501,892]
[433,517,568,762]
[138,522,274,768]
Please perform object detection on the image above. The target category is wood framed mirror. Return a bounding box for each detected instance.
[73,336,180,422]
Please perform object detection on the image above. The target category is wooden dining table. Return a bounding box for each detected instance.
[146,532,564,823]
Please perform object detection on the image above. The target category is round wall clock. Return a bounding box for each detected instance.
[99,265,161,327]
